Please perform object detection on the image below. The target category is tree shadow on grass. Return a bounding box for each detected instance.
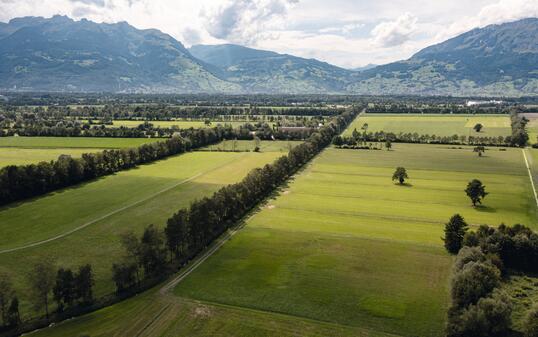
[474,205,497,213]
[395,182,413,187]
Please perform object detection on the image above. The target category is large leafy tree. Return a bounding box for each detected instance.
[392,167,409,185]
[443,214,469,254]
[465,179,488,206]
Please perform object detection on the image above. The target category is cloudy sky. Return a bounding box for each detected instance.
[0,0,537,68]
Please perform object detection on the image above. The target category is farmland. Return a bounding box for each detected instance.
[0,137,163,167]
[0,138,299,167]
[2,95,538,337]
[35,139,537,337]
[173,143,536,337]
[0,136,161,148]
[344,114,512,137]
[0,148,102,167]
[0,146,286,316]
[199,140,303,152]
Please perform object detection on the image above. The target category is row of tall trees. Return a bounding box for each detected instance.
[0,127,228,206]
[0,261,94,332]
[1,118,319,140]
[365,103,509,115]
[341,130,517,147]
[26,260,94,321]
[112,108,357,294]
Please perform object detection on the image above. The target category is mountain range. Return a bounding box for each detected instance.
[0,15,537,96]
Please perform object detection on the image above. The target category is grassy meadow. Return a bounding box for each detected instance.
[13,116,538,337]
[0,136,161,148]
[344,114,512,137]
[0,136,163,167]
[0,148,284,317]
[172,143,536,337]
[199,140,303,152]
[0,147,103,167]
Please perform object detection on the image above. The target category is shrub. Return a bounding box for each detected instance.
[447,290,512,337]
[451,260,501,308]
[453,246,486,272]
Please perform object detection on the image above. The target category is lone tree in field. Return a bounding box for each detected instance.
[392,167,408,185]
[385,140,392,151]
[443,214,469,254]
[465,179,488,206]
[473,146,485,157]
[473,123,483,132]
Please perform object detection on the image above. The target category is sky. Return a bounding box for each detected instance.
[0,0,537,68]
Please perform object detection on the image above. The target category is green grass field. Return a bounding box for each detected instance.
[199,140,303,152]
[344,114,512,138]
[32,291,394,337]
[17,118,538,337]
[0,148,103,167]
[30,141,537,337]
[172,143,536,337]
[0,149,284,317]
[0,136,161,148]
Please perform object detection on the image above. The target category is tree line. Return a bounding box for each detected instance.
[443,215,538,336]
[366,103,510,115]
[1,117,319,140]
[332,130,524,148]
[0,262,93,332]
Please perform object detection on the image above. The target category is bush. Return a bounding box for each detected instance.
[447,290,512,337]
[453,246,486,272]
[451,260,501,308]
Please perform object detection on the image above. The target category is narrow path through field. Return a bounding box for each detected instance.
[522,148,538,208]
[0,154,245,255]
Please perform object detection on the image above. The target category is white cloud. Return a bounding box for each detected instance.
[0,0,535,68]
[371,12,418,47]
[203,0,297,45]
[436,0,538,42]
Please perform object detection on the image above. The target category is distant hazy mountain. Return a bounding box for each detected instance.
[0,15,536,96]
[350,64,378,72]
[0,15,239,93]
[189,44,355,94]
[349,18,538,96]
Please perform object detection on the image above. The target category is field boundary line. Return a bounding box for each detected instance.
[0,154,247,254]
[522,148,538,208]
[159,222,244,295]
